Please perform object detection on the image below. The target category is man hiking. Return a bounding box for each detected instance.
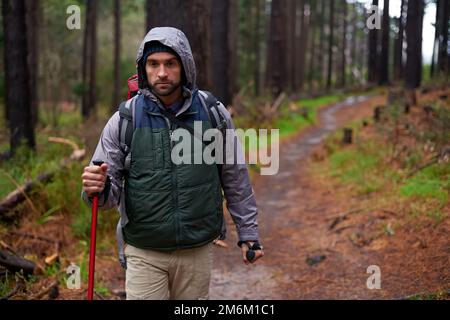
[81,27,263,300]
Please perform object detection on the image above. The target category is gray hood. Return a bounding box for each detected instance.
[136,27,197,91]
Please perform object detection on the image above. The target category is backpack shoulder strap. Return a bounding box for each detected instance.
[198,90,227,180]
[198,90,227,132]
[118,96,136,150]
[118,96,137,170]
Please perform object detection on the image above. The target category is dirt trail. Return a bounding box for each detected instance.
[209,95,449,299]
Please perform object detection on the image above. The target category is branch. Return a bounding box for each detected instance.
[0,172,54,216]
[48,136,86,161]
[0,249,36,275]
[29,280,59,300]
[0,282,22,300]
[0,169,41,216]
[406,146,450,178]
[9,231,61,252]
[271,92,286,112]
[0,137,87,216]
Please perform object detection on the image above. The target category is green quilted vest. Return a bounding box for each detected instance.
[122,95,223,251]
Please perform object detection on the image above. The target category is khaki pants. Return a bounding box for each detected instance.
[124,243,213,300]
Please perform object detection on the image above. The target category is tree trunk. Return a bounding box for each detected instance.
[308,0,317,91]
[145,0,151,33]
[266,0,288,96]
[319,0,326,88]
[254,0,262,96]
[351,2,358,85]
[112,0,121,111]
[394,0,406,80]
[430,0,439,77]
[25,0,39,128]
[81,0,98,119]
[437,0,449,74]
[340,0,348,88]
[405,0,424,89]
[2,0,35,153]
[360,4,368,84]
[368,0,379,83]
[379,0,390,85]
[326,0,335,90]
[211,0,237,107]
[298,0,309,92]
[88,0,97,116]
[146,0,213,90]
[286,0,298,92]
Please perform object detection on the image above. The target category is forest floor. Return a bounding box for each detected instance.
[209,89,450,300]
[1,88,448,300]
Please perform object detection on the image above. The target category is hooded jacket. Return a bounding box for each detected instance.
[82,27,259,247]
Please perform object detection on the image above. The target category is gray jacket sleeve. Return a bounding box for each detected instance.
[81,111,125,210]
[217,103,260,242]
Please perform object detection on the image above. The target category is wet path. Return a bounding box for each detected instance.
[209,96,372,299]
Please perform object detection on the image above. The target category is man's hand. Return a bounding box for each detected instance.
[81,163,108,197]
[240,241,264,265]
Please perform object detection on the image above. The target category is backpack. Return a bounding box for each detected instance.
[126,74,139,100]
[115,76,228,269]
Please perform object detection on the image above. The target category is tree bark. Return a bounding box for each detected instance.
[112,0,121,111]
[326,0,335,90]
[25,0,39,128]
[404,0,424,89]
[394,0,406,80]
[254,0,262,96]
[437,0,449,74]
[211,0,237,107]
[146,0,213,90]
[379,0,390,85]
[286,0,297,92]
[340,0,348,88]
[266,0,288,96]
[298,0,309,92]
[351,2,358,85]
[308,0,317,90]
[368,0,379,84]
[319,0,326,88]
[81,0,98,119]
[2,0,35,153]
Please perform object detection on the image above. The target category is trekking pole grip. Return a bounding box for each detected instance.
[93,160,104,167]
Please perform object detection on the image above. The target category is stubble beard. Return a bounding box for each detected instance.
[150,80,182,97]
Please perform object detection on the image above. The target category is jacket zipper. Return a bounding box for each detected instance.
[144,108,179,247]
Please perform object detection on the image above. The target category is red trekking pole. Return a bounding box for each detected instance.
[88,160,104,300]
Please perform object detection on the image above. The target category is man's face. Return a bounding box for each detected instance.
[145,52,182,97]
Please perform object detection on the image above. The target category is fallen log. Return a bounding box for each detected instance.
[0,136,85,217]
[0,172,54,216]
[0,249,36,275]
